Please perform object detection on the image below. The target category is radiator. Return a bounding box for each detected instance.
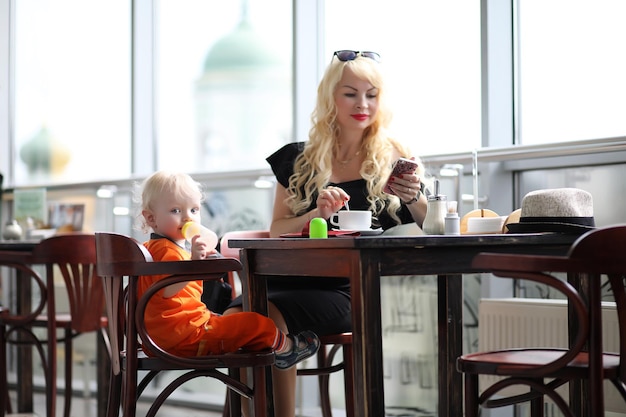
[479,298,624,413]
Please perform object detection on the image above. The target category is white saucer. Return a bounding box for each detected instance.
[338,228,383,236]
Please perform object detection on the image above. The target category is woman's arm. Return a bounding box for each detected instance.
[403,190,428,228]
[269,183,321,238]
[269,183,348,237]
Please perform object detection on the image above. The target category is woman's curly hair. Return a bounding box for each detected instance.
[285,55,426,225]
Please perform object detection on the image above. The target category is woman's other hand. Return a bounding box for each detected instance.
[316,186,350,218]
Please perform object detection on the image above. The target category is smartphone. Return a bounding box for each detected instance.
[383,158,418,195]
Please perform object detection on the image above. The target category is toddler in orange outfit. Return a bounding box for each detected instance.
[135,170,319,368]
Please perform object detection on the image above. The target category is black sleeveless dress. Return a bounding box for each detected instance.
[227,142,414,335]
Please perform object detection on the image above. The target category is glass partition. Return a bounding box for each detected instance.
[516,0,626,144]
[13,0,131,186]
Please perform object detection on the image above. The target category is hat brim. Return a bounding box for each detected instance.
[506,221,595,234]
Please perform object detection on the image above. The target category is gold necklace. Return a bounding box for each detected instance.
[336,150,361,165]
[335,142,362,165]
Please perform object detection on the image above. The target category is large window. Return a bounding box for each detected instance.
[324,0,482,157]
[517,0,626,144]
[13,0,131,185]
[155,0,293,173]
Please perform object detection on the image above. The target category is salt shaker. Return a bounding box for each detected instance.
[3,219,23,240]
[423,179,447,235]
[444,201,461,235]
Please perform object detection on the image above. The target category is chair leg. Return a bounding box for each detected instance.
[530,389,544,417]
[317,346,333,417]
[222,391,231,417]
[63,329,73,417]
[106,370,122,417]
[252,366,268,417]
[227,368,242,417]
[0,323,10,415]
[464,374,479,417]
[342,343,354,417]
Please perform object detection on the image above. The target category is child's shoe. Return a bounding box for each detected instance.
[275,330,320,370]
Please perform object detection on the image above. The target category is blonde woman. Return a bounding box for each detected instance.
[225,50,427,417]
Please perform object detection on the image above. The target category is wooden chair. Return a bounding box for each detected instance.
[0,233,109,417]
[94,232,274,417]
[220,230,354,417]
[457,225,626,416]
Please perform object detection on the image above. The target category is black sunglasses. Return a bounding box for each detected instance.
[333,50,381,63]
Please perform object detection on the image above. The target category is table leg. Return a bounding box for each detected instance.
[240,250,274,417]
[16,271,33,413]
[356,250,385,417]
[438,274,463,417]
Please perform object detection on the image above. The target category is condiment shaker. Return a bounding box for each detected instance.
[423,179,447,235]
[444,201,461,235]
[3,219,23,240]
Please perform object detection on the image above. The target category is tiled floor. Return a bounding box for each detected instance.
[9,391,338,417]
[9,391,225,417]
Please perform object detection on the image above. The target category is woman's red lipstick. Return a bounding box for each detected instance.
[351,114,369,121]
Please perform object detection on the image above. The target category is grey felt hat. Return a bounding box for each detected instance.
[506,188,595,234]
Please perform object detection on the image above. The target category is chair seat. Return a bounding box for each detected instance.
[32,313,108,328]
[318,332,352,345]
[458,348,621,378]
[124,348,276,371]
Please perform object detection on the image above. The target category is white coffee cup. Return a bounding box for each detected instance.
[330,210,372,230]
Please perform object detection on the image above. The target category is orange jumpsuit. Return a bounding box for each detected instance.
[139,235,283,357]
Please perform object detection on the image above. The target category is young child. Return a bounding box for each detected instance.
[134,170,319,369]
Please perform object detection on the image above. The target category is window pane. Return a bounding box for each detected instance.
[155,0,293,172]
[324,0,482,157]
[518,0,626,144]
[14,0,131,185]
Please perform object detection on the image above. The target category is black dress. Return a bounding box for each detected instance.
[227,141,414,335]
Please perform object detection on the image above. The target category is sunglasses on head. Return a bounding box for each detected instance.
[333,50,381,63]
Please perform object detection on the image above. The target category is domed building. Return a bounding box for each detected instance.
[194,5,291,171]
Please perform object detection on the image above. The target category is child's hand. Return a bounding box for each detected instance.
[190,235,218,259]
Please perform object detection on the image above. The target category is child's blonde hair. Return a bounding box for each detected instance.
[133,170,205,234]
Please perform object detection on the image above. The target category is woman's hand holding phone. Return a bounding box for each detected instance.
[383,158,419,196]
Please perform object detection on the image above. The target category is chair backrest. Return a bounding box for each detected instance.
[220,230,270,260]
[220,230,269,297]
[94,232,157,375]
[30,232,104,333]
[569,225,626,379]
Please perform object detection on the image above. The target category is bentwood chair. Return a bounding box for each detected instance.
[457,225,626,416]
[220,230,355,417]
[0,233,109,417]
[95,232,274,417]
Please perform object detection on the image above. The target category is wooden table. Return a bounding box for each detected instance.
[229,232,578,417]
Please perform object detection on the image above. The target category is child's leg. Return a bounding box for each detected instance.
[199,312,282,354]
[222,304,298,417]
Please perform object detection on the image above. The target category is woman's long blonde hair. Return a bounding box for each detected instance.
[285,55,425,225]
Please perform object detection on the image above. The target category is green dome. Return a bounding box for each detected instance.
[202,19,282,73]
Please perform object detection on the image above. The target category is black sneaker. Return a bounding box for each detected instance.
[275,330,320,370]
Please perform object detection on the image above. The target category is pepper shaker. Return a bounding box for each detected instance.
[444,200,461,235]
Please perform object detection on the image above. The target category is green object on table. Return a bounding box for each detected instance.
[309,217,328,238]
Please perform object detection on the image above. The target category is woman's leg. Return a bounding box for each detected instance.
[222,303,297,417]
[267,303,297,417]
